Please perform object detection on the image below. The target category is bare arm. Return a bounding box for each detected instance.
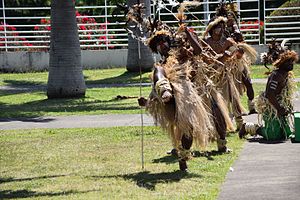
[184,28,202,55]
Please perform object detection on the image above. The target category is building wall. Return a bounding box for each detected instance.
[0,45,299,73]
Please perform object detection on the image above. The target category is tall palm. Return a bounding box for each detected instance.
[47,0,86,98]
[126,0,154,72]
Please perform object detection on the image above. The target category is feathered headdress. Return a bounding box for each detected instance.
[202,16,227,38]
[273,50,299,68]
[215,1,239,19]
[147,30,172,53]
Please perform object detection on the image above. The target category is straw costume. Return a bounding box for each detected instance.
[239,50,298,140]
[183,26,235,152]
[139,2,235,171]
[212,1,258,115]
[146,39,215,171]
[202,16,250,130]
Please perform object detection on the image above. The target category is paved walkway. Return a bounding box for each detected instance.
[1,84,300,200]
[0,114,154,130]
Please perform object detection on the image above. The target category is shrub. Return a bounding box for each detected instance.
[0,22,33,51]
[266,0,300,23]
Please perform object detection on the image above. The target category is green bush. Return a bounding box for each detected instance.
[267,0,300,23]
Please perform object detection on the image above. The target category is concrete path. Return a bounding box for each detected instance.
[0,114,154,130]
[1,98,299,130]
[218,98,300,200]
[218,141,300,200]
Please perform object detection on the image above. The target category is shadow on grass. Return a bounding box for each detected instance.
[152,150,226,164]
[4,79,45,87]
[247,137,286,144]
[0,98,140,119]
[0,174,97,199]
[85,71,150,85]
[0,175,67,184]
[0,80,46,97]
[92,170,202,191]
[0,189,96,199]
[192,150,226,161]
[152,155,178,164]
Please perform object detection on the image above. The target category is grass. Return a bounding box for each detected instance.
[0,66,299,118]
[0,87,151,118]
[0,126,244,199]
[250,64,300,79]
[0,83,270,118]
[0,68,152,87]
[0,64,299,87]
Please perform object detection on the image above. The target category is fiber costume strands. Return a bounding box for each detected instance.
[240,50,299,140]
[227,43,257,96]
[191,55,235,134]
[147,53,214,150]
[256,70,297,140]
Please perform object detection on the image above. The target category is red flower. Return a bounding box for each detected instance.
[41,18,47,24]
[8,26,16,31]
[260,21,264,26]
[76,11,81,17]
[46,26,51,31]
[79,25,86,30]
[82,16,89,23]
[89,18,96,23]
[34,26,39,30]
[99,36,107,41]
[100,24,106,30]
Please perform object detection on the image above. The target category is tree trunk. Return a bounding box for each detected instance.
[47,0,86,98]
[126,0,154,72]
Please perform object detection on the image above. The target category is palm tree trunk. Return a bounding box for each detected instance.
[47,0,86,98]
[126,0,154,72]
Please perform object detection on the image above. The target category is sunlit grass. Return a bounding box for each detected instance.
[0,87,151,118]
[1,83,299,118]
[0,68,152,87]
[250,64,300,79]
[0,65,299,86]
[0,126,244,199]
[1,65,299,118]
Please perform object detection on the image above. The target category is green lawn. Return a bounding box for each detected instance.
[0,87,151,118]
[0,68,152,87]
[0,64,299,87]
[250,64,300,79]
[1,82,298,118]
[0,66,299,118]
[0,126,244,199]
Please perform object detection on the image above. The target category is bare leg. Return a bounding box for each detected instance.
[242,71,257,114]
[179,134,193,171]
[212,99,230,152]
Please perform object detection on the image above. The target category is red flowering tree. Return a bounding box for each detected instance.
[240,20,264,43]
[34,10,115,51]
[0,22,33,51]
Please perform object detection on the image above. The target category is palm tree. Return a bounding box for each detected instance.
[47,0,86,98]
[126,0,154,72]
